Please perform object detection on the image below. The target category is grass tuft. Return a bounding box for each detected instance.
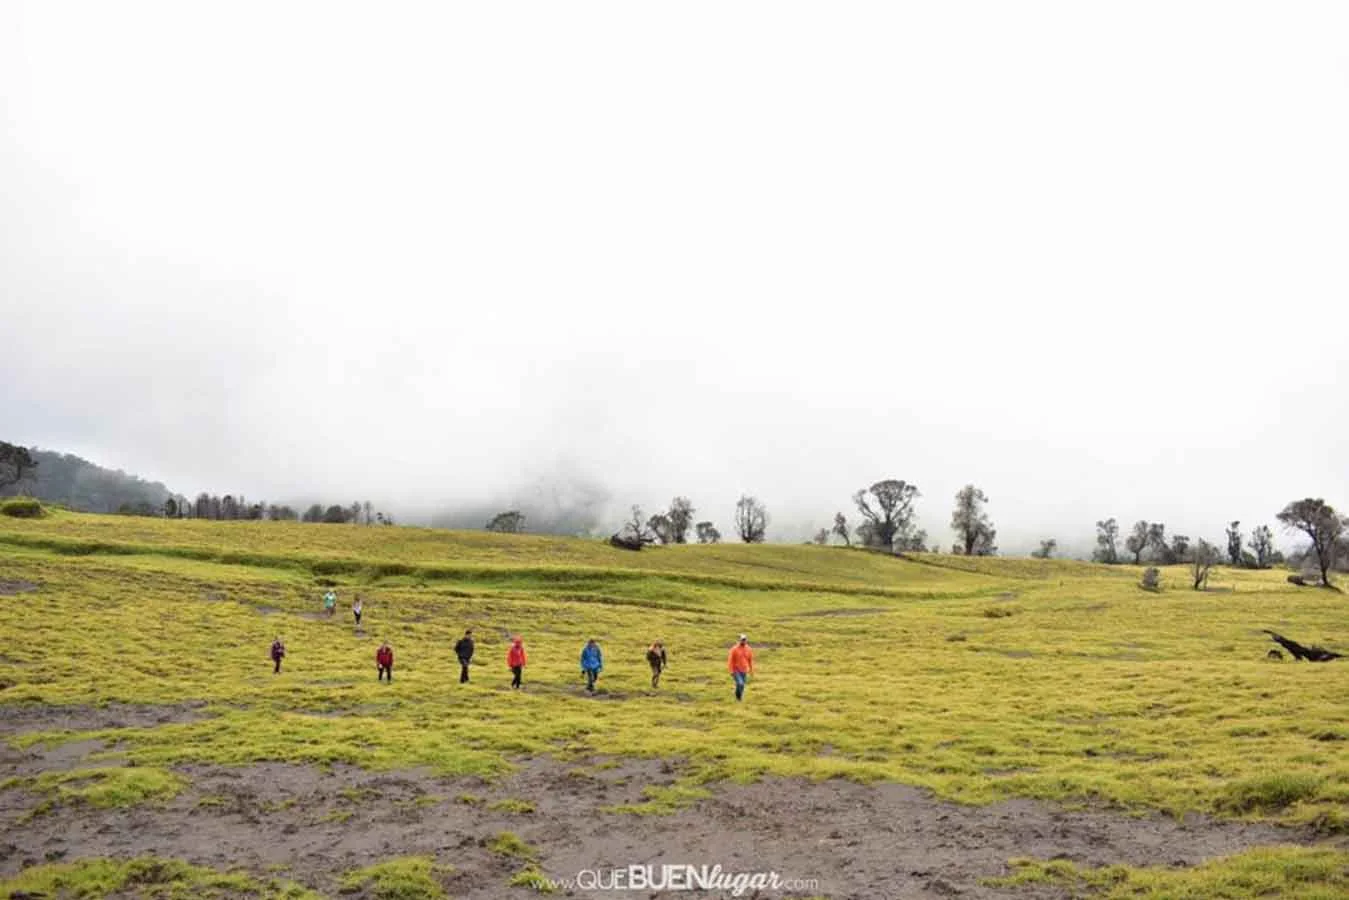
[339,856,449,900]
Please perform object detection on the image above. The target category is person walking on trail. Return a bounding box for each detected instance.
[646,641,668,688]
[376,641,394,682]
[507,636,527,689]
[270,636,286,674]
[352,596,364,628]
[454,629,475,684]
[580,639,604,693]
[727,634,754,702]
[323,590,337,617]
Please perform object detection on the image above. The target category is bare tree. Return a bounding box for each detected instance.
[0,442,37,490]
[950,485,996,556]
[853,479,920,551]
[1250,524,1275,569]
[831,512,851,547]
[1094,518,1120,563]
[1032,538,1057,559]
[1277,498,1345,586]
[695,521,721,544]
[363,501,374,526]
[734,495,768,543]
[1191,538,1219,590]
[486,510,526,533]
[812,528,829,545]
[620,505,656,544]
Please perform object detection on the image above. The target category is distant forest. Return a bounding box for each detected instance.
[0,441,393,524]
[0,447,174,515]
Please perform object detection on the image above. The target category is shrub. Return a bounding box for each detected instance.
[1140,567,1161,591]
[0,497,44,518]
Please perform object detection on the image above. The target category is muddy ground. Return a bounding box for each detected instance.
[0,704,1330,900]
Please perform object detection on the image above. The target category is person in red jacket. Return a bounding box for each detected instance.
[376,641,394,682]
[507,636,527,689]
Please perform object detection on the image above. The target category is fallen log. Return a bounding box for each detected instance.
[1263,630,1343,662]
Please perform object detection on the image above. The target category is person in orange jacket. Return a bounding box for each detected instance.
[727,634,754,701]
[507,636,527,689]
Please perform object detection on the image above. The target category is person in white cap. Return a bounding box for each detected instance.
[727,634,754,702]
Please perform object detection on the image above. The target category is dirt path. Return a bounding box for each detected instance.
[0,728,1322,900]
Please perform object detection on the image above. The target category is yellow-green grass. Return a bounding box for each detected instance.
[987,845,1349,898]
[5,765,186,810]
[339,856,450,900]
[1,510,1347,834]
[0,856,320,899]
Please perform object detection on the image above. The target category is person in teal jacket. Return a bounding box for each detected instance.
[580,639,603,693]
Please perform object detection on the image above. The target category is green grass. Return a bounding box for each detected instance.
[0,856,320,899]
[508,864,556,893]
[487,797,536,814]
[1,509,1348,897]
[987,845,1349,898]
[486,831,539,860]
[338,857,449,900]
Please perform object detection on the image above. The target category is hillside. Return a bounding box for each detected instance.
[0,447,176,514]
[1,509,1346,898]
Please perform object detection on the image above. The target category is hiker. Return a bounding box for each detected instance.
[507,636,527,689]
[270,636,286,674]
[727,634,754,702]
[646,641,668,688]
[323,590,337,617]
[580,639,603,693]
[376,641,394,682]
[352,596,364,628]
[454,629,475,684]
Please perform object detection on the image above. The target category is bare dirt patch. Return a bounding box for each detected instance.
[0,753,1327,899]
[0,701,208,736]
[792,607,890,618]
[0,580,38,596]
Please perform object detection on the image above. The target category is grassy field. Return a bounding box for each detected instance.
[1,509,1346,897]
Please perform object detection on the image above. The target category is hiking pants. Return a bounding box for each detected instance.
[732,671,747,701]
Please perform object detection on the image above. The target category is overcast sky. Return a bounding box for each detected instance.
[3,2,1347,552]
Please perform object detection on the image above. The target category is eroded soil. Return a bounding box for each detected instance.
[0,706,1331,899]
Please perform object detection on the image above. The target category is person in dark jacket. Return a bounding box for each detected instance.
[580,639,604,693]
[270,637,286,674]
[454,629,475,684]
[646,641,668,688]
[376,642,394,682]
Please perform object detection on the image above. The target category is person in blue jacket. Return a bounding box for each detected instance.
[580,638,603,693]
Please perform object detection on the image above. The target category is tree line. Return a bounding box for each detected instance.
[166,495,396,526]
[8,440,1345,581]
